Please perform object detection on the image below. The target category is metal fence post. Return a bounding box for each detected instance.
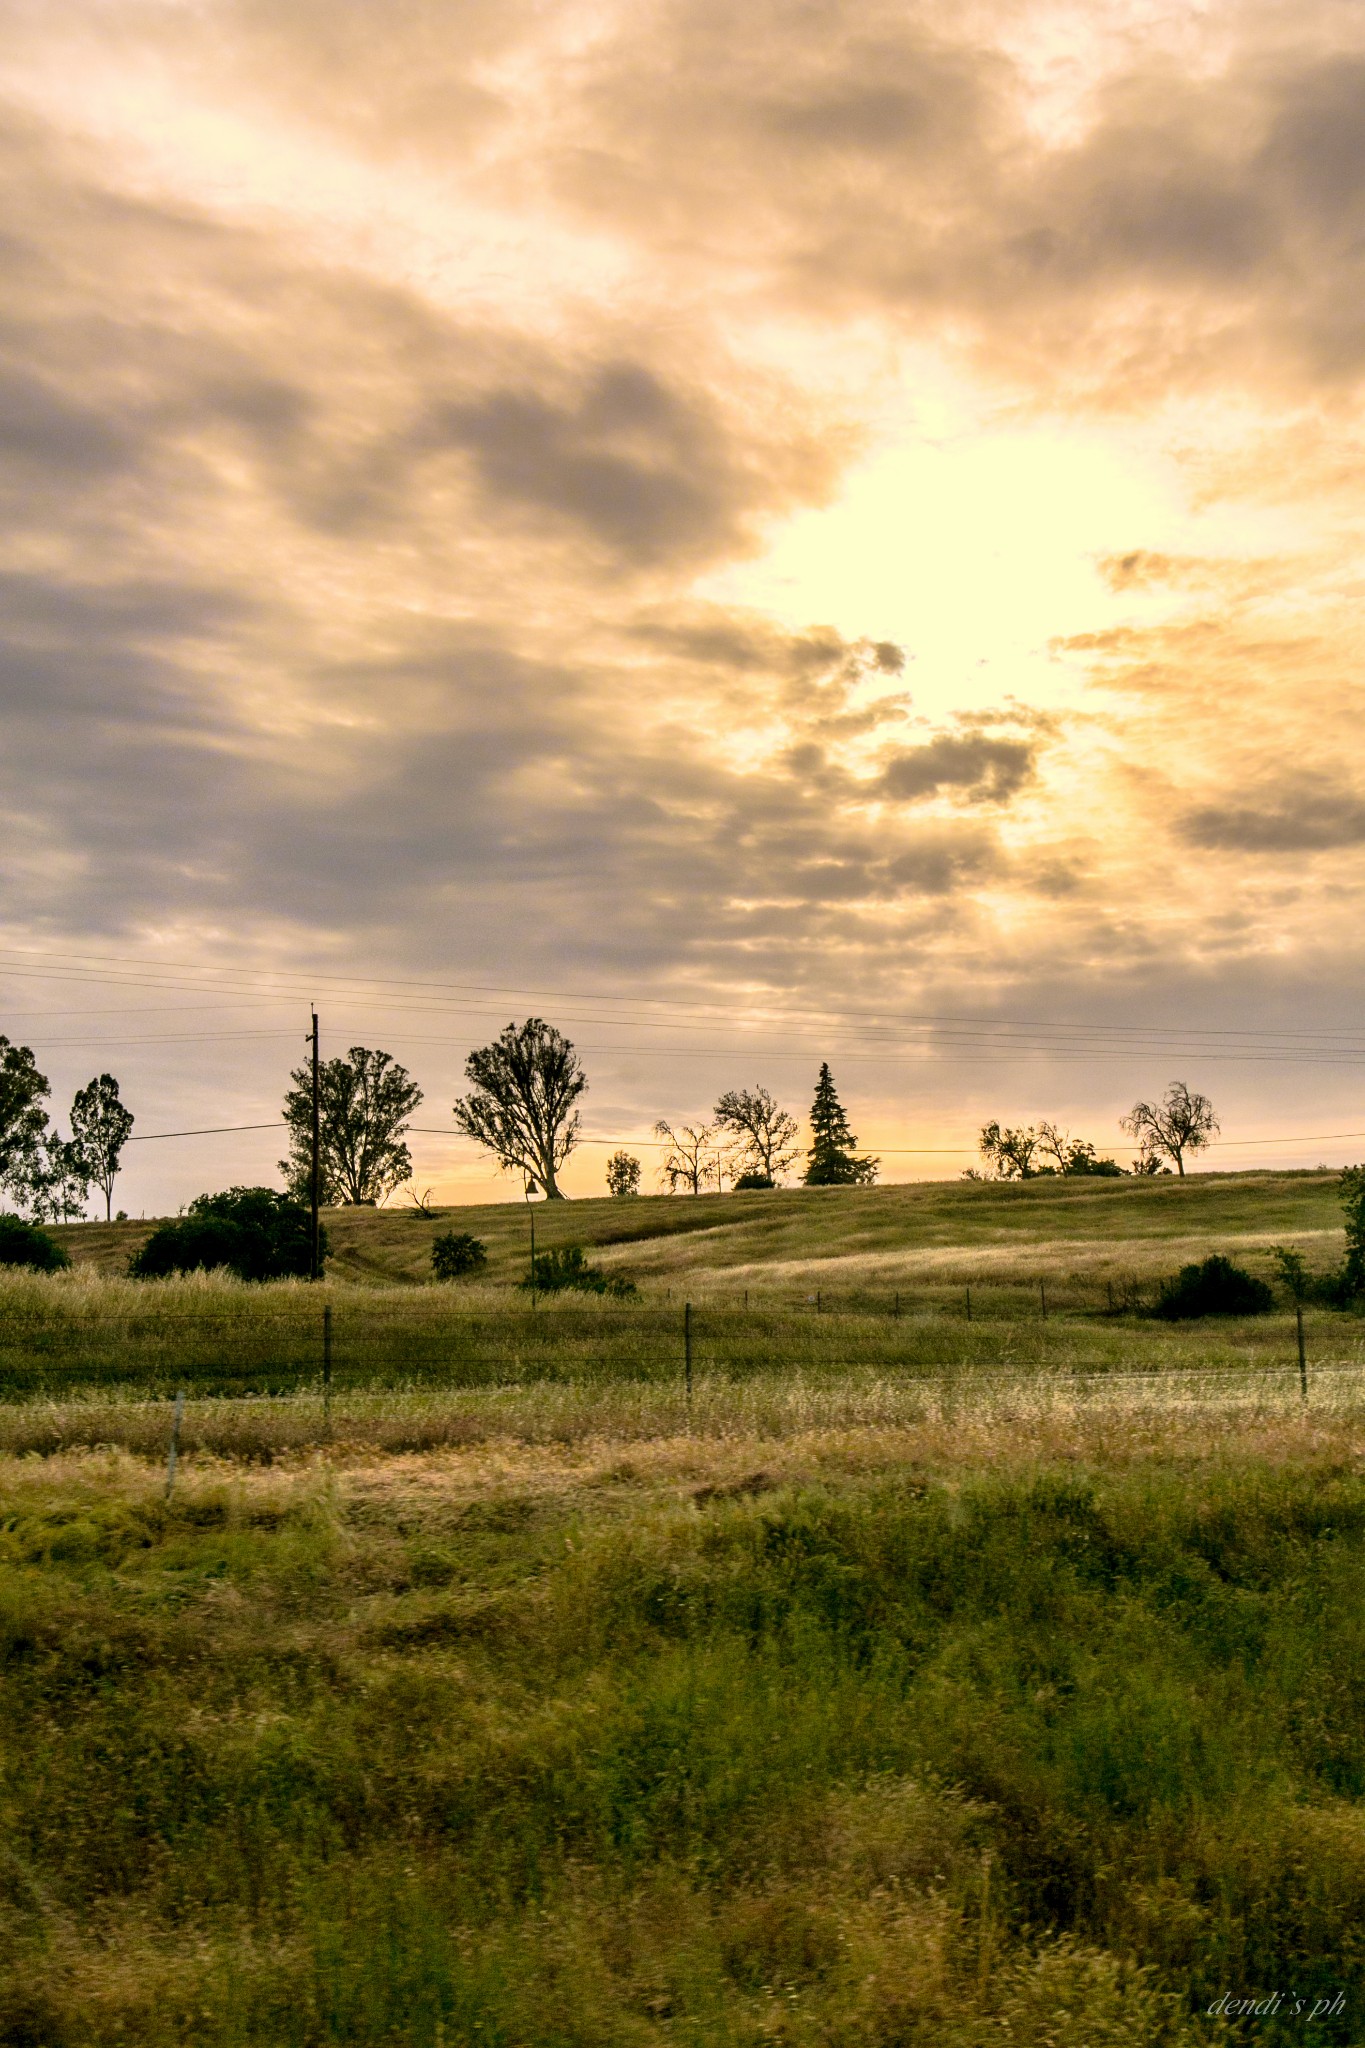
[684,1301,693,1404]
[1039,1279,1048,1320]
[323,1302,333,1430]
[965,1286,972,1323]
[164,1390,185,1502]
[1297,1302,1307,1404]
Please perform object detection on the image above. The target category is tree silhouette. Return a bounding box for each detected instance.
[714,1086,799,1185]
[804,1065,878,1186]
[1121,1082,1218,1177]
[282,1046,422,1205]
[454,1018,586,1199]
[70,1074,134,1221]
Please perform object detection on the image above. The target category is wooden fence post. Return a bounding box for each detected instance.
[164,1390,185,1502]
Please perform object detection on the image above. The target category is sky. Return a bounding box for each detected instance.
[2,0,1364,1211]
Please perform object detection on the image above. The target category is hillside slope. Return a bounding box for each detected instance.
[52,1168,1348,1298]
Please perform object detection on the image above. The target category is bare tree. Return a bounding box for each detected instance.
[1121,1082,1219,1177]
[282,1046,422,1205]
[654,1120,719,1195]
[714,1086,799,1187]
[454,1018,586,1199]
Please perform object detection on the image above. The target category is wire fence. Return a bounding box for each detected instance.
[0,1293,1356,1400]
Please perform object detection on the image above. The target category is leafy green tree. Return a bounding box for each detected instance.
[1121,1082,1218,1176]
[453,1019,585,1199]
[0,1037,50,1203]
[605,1151,641,1197]
[282,1046,422,1205]
[70,1074,134,1221]
[714,1086,799,1185]
[804,1066,878,1186]
[130,1187,322,1281]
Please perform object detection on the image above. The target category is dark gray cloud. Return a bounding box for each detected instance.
[877,732,1037,805]
[1180,787,1365,852]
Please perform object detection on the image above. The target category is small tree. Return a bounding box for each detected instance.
[432,1231,488,1279]
[654,1120,718,1195]
[714,1086,799,1186]
[1035,1122,1124,1178]
[0,1036,50,1203]
[454,1019,585,1200]
[805,1065,877,1185]
[282,1046,422,1205]
[606,1150,641,1198]
[978,1121,1040,1180]
[1121,1083,1218,1177]
[70,1074,134,1221]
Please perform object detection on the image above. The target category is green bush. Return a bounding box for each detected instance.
[524,1245,637,1297]
[0,1214,69,1272]
[1152,1253,1274,1321]
[130,1187,323,1282]
[431,1230,487,1279]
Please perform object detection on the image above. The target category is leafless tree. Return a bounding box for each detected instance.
[1121,1082,1219,1177]
[654,1120,719,1195]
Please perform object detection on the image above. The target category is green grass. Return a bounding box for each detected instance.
[53,1167,1350,1295]
[3,1415,1365,2043]
[1,1170,1359,2043]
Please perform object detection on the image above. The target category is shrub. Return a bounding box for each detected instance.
[1151,1254,1274,1321]
[431,1231,488,1279]
[0,1215,70,1272]
[524,1246,636,1298]
[733,1170,775,1191]
[130,1187,322,1282]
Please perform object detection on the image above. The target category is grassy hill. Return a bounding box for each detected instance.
[7,1166,1363,2044]
[53,1167,1350,1297]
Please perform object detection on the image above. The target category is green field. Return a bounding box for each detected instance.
[3,1171,1363,2043]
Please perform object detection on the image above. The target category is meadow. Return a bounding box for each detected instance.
[1,1170,1362,2045]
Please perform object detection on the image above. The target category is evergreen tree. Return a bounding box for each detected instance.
[803,1065,878,1186]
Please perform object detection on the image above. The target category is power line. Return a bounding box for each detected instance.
[2,944,1363,1054]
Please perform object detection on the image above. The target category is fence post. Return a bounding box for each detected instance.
[684,1301,693,1404]
[1297,1302,1307,1404]
[1106,1279,1114,1314]
[1039,1279,1048,1320]
[816,1289,821,1314]
[965,1286,972,1323]
[323,1302,333,1431]
[894,1289,900,1320]
[164,1390,185,1502]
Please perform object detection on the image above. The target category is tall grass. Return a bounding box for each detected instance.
[3,1417,1364,2043]
[0,1266,1357,1401]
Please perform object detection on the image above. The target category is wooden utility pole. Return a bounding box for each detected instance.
[309,1009,321,1282]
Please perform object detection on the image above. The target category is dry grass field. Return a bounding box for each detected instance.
[2,1169,1361,2045]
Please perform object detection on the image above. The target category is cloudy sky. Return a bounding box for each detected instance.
[2,0,1364,1209]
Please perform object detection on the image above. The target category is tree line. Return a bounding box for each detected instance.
[974,1082,1220,1181]
[0,1014,1224,1243]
